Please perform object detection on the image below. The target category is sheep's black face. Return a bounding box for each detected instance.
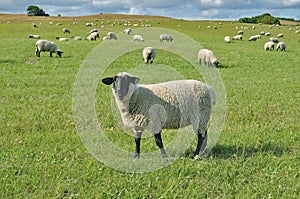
[102,73,140,100]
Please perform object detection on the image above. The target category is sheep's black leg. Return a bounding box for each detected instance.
[154,132,167,157]
[133,132,142,158]
[50,52,52,57]
[194,130,208,157]
[36,49,40,57]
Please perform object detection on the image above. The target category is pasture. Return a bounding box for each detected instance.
[0,14,299,198]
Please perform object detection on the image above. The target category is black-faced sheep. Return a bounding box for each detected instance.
[198,49,219,67]
[35,40,63,57]
[101,72,216,158]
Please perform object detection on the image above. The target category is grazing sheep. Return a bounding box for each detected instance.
[101,72,216,158]
[142,47,156,64]
[56,37,68,42]
[248,35,260,41]
[35,40,63,57]
[270,37,279,43]
[276,42,286,51]
[259,31,265,35]
[232,35,242,40]
[62,28,70,34]
[89,29,98,35]
[277,33,284,38]
[102,36,110,40]
[295,30,300,34]
[133,34,144,42]
[265,32,271,36]
[224,36,231,43]
[29,34,41,39]
[56,23,62,26]
[237,30,243,35]
[107,32,117,40]
[198,49,219,67]
[264,41,275,51]
[32,23,37,28]
[86,32,99,41]
[160,34,173,42]
[123,28,132,35]
[86,22,92,27]
[71,36,82,41]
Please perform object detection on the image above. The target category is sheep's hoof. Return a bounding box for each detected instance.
[133,153,140,159]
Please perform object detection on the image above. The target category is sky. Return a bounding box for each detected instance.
[1,0,300,20]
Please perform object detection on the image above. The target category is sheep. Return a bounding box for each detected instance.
[62,28,70,34]
[232,35,242,40]
[123,28,132,35]
[237,30,243,35]
[89,29,98,35]
[224,36,230,43]
[277,33,284,38]
[270,37,279,43]
[32,23,37,28]
[295,30,300,34]
[265,32,271,36]
[71,36,82,41]
[264,41,275,51]
[198,49,219,67]
[160,34,173,42]
[142,47,156,64]
[101,72,216,158]
[55,37,68,42]
[133,34,144,42]
[35,40,63,57]
[276,42,286,51]
[248,35,260,41]
[107,32,117,40]
[29,34,41,39]
[86,32,99,41]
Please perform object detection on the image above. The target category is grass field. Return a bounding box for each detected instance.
[0,14,299,198]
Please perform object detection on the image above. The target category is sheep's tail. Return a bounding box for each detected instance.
[208,87,216,106]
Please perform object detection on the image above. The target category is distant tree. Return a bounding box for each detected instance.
[239,13,280,25]
[27,5,49,16]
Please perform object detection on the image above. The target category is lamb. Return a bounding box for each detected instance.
[56,37,68,42]
[198,49,219,67]
[133,34,144,42]
[142,47,156,64]
[224,36,231,43]
[276,42,286,51]
[35,40,63,57]
[160,34,173,42]
[232,35,242,40]
[29,34,41,39]
[62,28,70,34]
[264,41,275,51]
[101,72,216,158]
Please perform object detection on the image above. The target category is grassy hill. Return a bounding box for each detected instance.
[0,14,299,198]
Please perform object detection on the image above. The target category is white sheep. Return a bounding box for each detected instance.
[232,35,242,40]
[198,49,219,67]
[89,29,98,35]
[35,40,63,57]
[276,33,284,38]
[160,34,173,42]
[270,37,279,43]
[248,35,260,41]
[86,32,99,41]
[224,36,231,43]
[71,36,82,41]
[106,32,117,40]
[265,32,271,36]
[62,28,70,34]
[237,30,243,35]
[264,41,275,51]
[29,34,41,39]
[55,37,68,42]
[133,34,144,42]
[276,42,286,51]
[142,47,156,64]
[101,72,216,158]
[123,28,132,35]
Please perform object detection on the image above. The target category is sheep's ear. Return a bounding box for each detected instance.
[102,77,114,85]
[130,76,140,84]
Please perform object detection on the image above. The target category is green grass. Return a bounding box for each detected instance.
[0,15,299,198]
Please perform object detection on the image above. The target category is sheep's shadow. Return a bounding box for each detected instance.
[184,142,287,159]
